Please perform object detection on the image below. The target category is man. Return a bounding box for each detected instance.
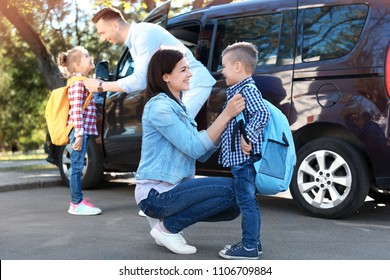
[84,7,216,117]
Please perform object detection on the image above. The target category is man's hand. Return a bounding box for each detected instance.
[83,78,100,93]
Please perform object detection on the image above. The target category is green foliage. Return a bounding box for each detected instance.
[0,36,47,152]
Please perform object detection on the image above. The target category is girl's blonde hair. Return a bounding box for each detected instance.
[57,46,87,78]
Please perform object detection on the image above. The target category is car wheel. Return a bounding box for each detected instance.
[368,187,390,203]
[58,140,104,189]
[290,138,370,219]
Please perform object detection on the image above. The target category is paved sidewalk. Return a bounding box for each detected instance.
[0,159,62,192]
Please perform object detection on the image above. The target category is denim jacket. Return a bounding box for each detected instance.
[135,93,218,184]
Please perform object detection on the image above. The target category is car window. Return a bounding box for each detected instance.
[168,22,213,68]
[301,4,368,62]
[117,51,134,79]
[168,23,201,57]
[212,13,283,72]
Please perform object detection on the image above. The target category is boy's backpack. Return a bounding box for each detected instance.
[45,76,92,146]
[234,83,296,195]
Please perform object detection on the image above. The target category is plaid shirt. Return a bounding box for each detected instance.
[219,77,270,167]
[67,80,98,137]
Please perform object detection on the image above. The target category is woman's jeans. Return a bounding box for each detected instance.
[231,157,261,250]
[138,177,240,233]
[69,130,89,204]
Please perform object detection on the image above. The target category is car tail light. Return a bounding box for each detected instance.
[386,44,390,98]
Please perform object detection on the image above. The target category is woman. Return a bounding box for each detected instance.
[135,48,245,255]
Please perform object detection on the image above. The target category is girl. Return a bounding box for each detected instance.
[57,46,101,215]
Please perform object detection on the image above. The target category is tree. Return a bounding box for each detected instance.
[0,1,69,90]
[0,1,63,151]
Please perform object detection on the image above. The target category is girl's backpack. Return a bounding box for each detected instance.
[45,76,91,146]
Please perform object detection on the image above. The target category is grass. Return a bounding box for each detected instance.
[0,150,47,161]
[0,164,57,172]
[0,150,57,172]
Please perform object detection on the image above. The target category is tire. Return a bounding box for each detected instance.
[58,140,104,189]
[290,138,370,219]
[368,187,390,203]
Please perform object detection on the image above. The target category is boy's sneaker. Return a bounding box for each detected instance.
[68,198,102,215]
[224,242,263,255]
[219,242,259,260]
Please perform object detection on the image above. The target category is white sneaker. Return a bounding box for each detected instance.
[150,224,197,254]
[68,199,101,215]
[138,210,146,217]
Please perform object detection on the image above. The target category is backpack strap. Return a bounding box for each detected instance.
[231,112,246,152]
[66,75,86,86]
[66,76,93,111]
[231,83,258,152]
[82,92,94,111]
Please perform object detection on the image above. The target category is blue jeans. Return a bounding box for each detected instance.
[69,130,89,204]
[138,177,240,233]
[231,157,261,249]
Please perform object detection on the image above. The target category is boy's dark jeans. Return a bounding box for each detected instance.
[231,155,261,249]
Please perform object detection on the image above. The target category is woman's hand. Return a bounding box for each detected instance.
[224,92,246,119]
[240,134,252,155]
[72,136,83,151]
[206,92,245,144]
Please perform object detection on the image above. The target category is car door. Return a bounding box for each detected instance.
[207,3,297,119]
[200,2,298,172]
[291,0,374,132]
[165,2,298,173]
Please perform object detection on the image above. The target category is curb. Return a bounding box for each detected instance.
[0,178,64,193]
[0,165,64,193]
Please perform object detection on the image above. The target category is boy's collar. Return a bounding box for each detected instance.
[228,77,255,93]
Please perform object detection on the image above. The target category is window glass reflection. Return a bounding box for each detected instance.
[302,4,368,62]
[213,13,282,71]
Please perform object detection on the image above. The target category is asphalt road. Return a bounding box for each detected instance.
[1,178,390,260]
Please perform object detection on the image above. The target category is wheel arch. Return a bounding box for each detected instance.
[292,122,374,180]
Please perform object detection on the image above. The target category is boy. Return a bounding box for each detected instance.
[218,42,270,259]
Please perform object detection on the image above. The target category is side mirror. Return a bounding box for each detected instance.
[95,61,109,80]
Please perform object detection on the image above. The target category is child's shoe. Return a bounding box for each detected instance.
[219,242,259,260]
[224,242,263,255]
[68,198,102,215]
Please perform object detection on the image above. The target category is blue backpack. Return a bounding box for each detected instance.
[234,84,296,195]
